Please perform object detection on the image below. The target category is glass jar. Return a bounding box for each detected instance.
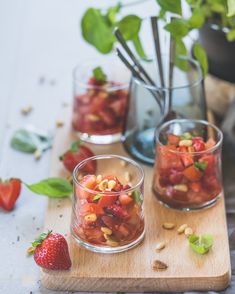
[152,119,223,211]
[71,154,145,253]
[72,57,130,144]
[122,56,207,165]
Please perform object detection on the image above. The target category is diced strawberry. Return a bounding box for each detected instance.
[98,108,117,127]
[101,215,120,230]
[202,175,221,194]
[169,170,183,184]
[183,165,203,182]
[76,175,97,200]
[80,203,104,216]
[167,134,180,146]
[102,175,123,191]
[192,137,205,152]
[190,182,202,192]
[97,195,118,209]
[205,138,216,150]
[178,146,194,167]
[104,205,129,219]
[199,155,216,175]
[119,194,133,205]
[159,146,184,171]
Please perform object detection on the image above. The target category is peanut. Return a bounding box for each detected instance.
[162,222,175,230]
[179,139,193,147]
[177,224,188,234]
[84,213,97,222]
[174,184,188,192]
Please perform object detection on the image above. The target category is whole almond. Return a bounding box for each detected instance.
[152,260,168,271]
[177,224,188,234]
[162,222,175,230]
[155,242,166,251]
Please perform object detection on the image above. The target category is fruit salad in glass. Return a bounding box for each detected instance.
[72,59,130,144]
[153,119,223,210]
[71,155,145,253]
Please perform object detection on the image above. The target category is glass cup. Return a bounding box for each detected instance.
[72,57,130,144]
[152,119,223,211]
[71,154,145,253]
[122,56,207,165]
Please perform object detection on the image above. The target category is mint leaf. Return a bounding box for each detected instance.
[188,234,213,254]
[26,178,72,198]
[81,8,115,54]
[156,0,182,15]
[194,161,208,171]
[117,15,141,40]
[70,140,81,152]
[92,66,107,81]
[131,190,143,204]
[165,19,189,39]
[175,39,189,71]
[227,0,235,17]
[93,193,103,202]
[180,132,192,140]
[106,4,121,25]
[227,28,235,41]
[193,42,208,76]
[188,9,205,28]
[11,128,52,153]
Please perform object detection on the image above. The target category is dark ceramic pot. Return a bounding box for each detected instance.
[199,23,235,83]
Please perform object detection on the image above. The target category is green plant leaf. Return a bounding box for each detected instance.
[26,178,72,198]
[194,161,208,171]
[175,39,189,71]
[106,4,121,25]
[93,193,103,202]
[193,42,208,76]
[156,0,182,15]
[81,8,115,54]
[227,0,235,17]
[70,140,81,152]
[227,28,235,41]
[117,15,141,40]
[132,35,147,59]
[165,19,189,39]
[131,190,143,205]
[188,9,205,28]
[180,132,192,140]
[92,66,107,81]
[188,234,214,254]
[11,128,52,153]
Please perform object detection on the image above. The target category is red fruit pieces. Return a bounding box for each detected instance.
[0,178,21,211]
[192,137,205,152]
[97,195,118,209]
[190,182,202,193]
[104,205,129,219]
[33,232,71,270]
[183,165,203,182]
[169,170,183,184]
[167,134,180,146]
[119,194,133,205]
[199,155,216,175]
[76,175,97,200]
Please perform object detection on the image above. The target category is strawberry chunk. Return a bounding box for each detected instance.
[192,137,205,152]
[104,205,129,219]
[190,182,202,193]
[183,165,203,182]
[167,134,180,146]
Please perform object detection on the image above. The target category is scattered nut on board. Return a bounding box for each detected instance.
[152,260,168,271]
[177,224,188,234]
[21,106,32,115]
[155,242,166,251]
[56,120,64,128]
[184,227,194,237]
[162,222,175,230]
[34,149,42,160]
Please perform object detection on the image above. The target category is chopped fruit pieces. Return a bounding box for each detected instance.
[153,130,222,209]
[0,178,21,211]
[71,174,144,247]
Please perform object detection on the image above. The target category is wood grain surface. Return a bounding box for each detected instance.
[41,109,231,292]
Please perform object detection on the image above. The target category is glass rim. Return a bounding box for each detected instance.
[73,58,130,91]
[73,154,145,195]
[132,55,204,91]
[156,119,223,155]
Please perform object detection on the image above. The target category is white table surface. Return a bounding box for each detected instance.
[0,1,234,294]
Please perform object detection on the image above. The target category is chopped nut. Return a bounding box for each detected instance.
[56,120,64,128]
[106,239,119,247]
[77,173,83,181]
[21,106,32,115]
[177,224,188,234]
[155,242,166,251]
[124,171,131,182]
[184,227,193,237]
[96,175,103,184]
[98,179,108,191]
[87,114,100,122]
[84,213,97,222]
[162,222,175,230]
[120,160,127,167]
[101,227,112,235]
[34,149,42,160]
[174,184,188,192]
[27,246,34,255]
[179,139,193,147]
[108,180,116,190]
[152,260,168,271]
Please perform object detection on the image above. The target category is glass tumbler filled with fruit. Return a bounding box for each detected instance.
[71,154,145,253]
[72,57,130,144]
[152,119,223,210]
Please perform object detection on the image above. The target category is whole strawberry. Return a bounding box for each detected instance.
[28,231,71,270]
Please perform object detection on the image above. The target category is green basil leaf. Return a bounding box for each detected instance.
[93,193,103,202]
[188,9,205,29]
[175,39,189,71]
[193,42,208,76]
[189,234,213,254]
[227,28,235,41]
[164,19,189,39]
[156,0,182,15]
[92,66,107,81]
[131,190,143,205]
[227,0,235,17]
[194,161,208,171]
[132,35,147,59]
[11,128,52,153]
[117,15,141,40]
[81,8,115,54]
[26,178,72,198]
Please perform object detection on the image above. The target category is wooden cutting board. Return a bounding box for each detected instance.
[41,109,231,292]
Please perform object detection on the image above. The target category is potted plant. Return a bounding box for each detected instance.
[81,0,235,81]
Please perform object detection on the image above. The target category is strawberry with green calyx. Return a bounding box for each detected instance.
[28,230,71,270]
[60,140,96,174]
[0,178,21,211]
